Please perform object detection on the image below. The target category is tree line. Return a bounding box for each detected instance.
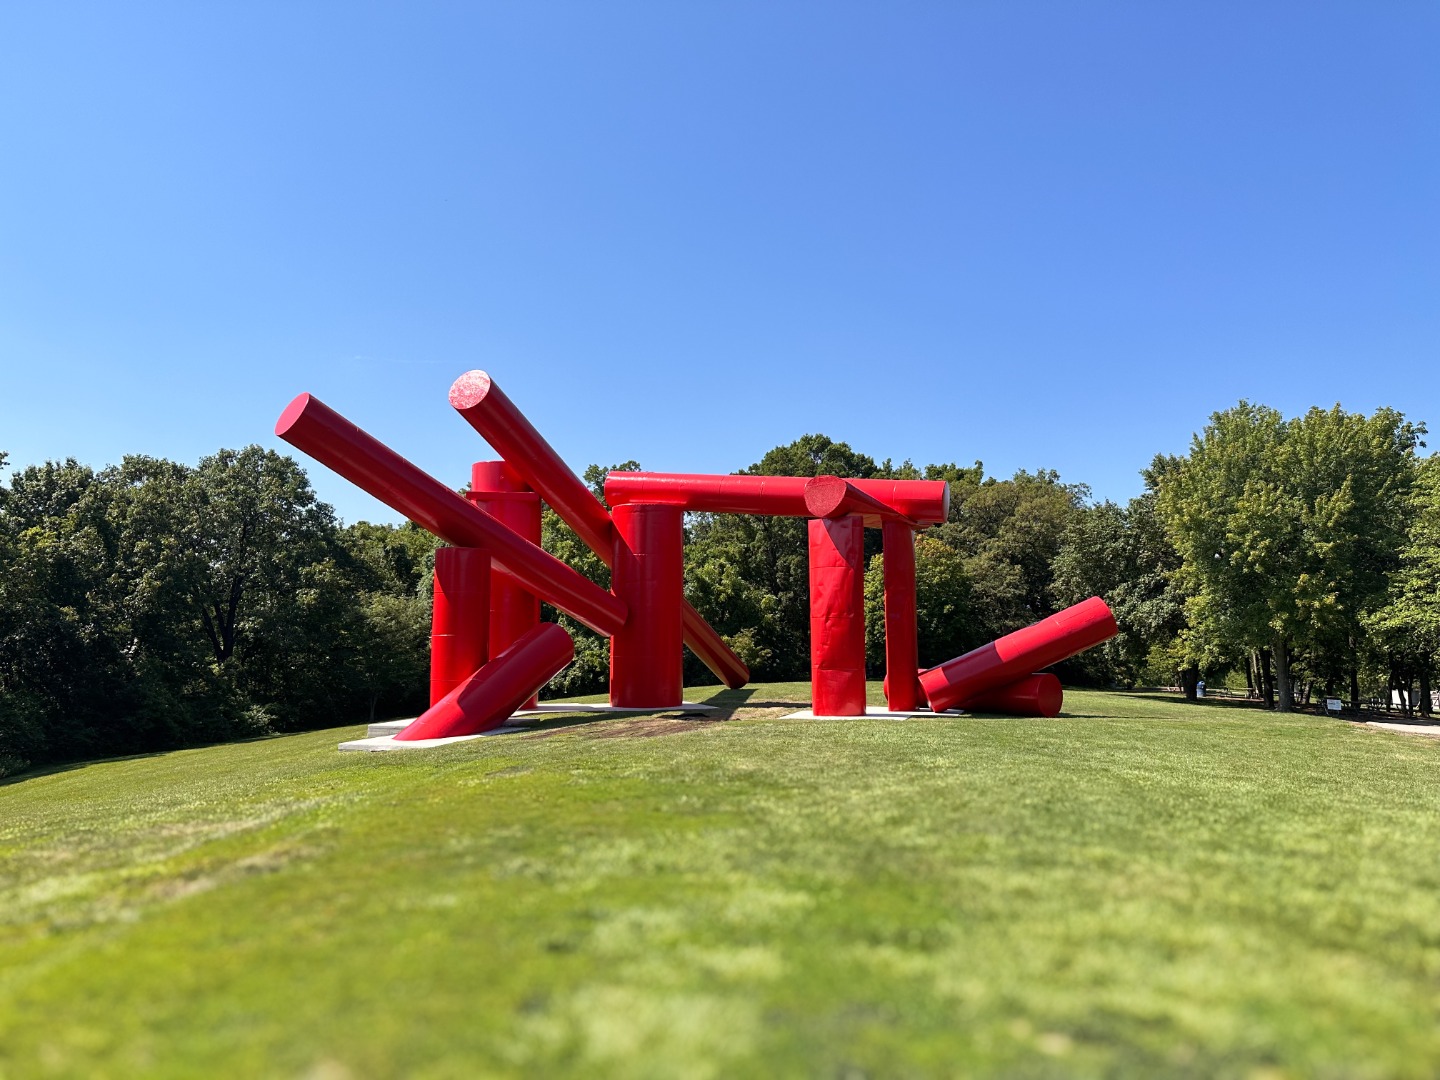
[2,400,1436,776]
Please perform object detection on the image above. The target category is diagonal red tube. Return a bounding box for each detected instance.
[275,392,627,637]
[449,370,749,689]
[919,597,1117,713]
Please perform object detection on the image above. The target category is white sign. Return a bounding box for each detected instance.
[1326,698,1343,712]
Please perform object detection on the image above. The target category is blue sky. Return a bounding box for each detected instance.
[2,2,1436,525]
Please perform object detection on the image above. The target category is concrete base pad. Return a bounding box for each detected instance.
[340,725,529,752]
[357,702,719,744]
[781,706,962,721]
[1367,720,1440,737]
[515,701,717,717]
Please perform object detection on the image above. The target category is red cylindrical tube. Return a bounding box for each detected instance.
[881,522,920,712]
[963,674,1063,717]
[449,371,749,690]
[920,597,1118,713]
[398,623,575,741]
[468,460,543,709]
[430,547,491,706]
[606,472,950,525]
[809,516,868,716]
[274,392,626,636]
[609,504,685,707]
[805,476,917,528]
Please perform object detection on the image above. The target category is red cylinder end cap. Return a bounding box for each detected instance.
[449,370,494,411]
[1035,676,1064,717]
[804,475,850,518]
[275,392,314,438]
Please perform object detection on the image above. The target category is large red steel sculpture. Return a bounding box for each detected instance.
[276,371,1118,743]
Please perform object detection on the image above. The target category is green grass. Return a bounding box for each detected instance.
[3,685,1440,1078]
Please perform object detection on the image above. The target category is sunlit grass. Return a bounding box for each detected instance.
[2,686,1439,1077]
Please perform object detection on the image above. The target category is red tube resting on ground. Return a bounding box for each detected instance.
[919,597,1118,713]
[468,460,543,709]
[275,393,627,637]
[804,476,917,529]
[397,622,575,740]
[605,472,950,525]
[610,504,685,708]
[429,547,490,707]
[881,522,921,712]
[809,516,868,716]
[963,674,1063,717]
[448,371,749,690]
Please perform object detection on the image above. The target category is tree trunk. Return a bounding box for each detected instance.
[1261,648,1275,710]
[1421,667,1433,719]
[1273,632,1292,712]
[1349,662,1361,714]
[1180,666,1199,701]
[1248,651,1259,699]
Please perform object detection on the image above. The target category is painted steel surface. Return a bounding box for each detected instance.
[920,597,1118,713]
[964,673,1063,717]
[468,460,543,709]
[448,370,749,689]
[804,475,917,528]
[397,622,575,740]
[610,504,685,707]
[429,547,491,707]
[605,472,950,525]
[808,516,868,716]
[274,392,626,636]
[881,522,921,711]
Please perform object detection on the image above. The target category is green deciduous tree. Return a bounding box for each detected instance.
[1159,403,1421,711]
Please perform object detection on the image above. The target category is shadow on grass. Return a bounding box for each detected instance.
[0,748,174,789]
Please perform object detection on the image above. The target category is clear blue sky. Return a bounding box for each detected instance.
[2,2,1436,525]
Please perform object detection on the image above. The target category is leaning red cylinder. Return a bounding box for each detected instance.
[448,371,749,690]
[274,392,626,636]
[398,622,575,741]
[468,461,543,709]
[920,597,1118,713]
[964,674,1063,717]
[809,516,868,716]
[881,522,921,712]
[609,504,685,708]
[606,472,950,525]
[430,547,491,706]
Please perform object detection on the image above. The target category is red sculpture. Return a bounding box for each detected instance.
[467,461,543,709]
[919,597,1119,714]
[429,546,490,706]
[277,371,1119,744]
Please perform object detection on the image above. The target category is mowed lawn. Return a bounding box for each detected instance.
[3,686,1440,1078]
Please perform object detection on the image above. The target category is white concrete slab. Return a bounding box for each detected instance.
[781,706,962,721]
[339,725,530,752]
[513,701,718,716]
[366,701,717,737]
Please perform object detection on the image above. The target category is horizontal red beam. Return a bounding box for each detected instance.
[275,392,628,637]
[605,472,950,525]
[448,370,749,689]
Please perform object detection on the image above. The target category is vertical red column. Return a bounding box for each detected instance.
[610,504,685,707]
[882,521,921,712]
[468,461,544,708]
[808,516,867,716]
[430,546,491,706]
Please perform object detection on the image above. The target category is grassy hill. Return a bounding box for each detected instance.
[3,685,1439,1078]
